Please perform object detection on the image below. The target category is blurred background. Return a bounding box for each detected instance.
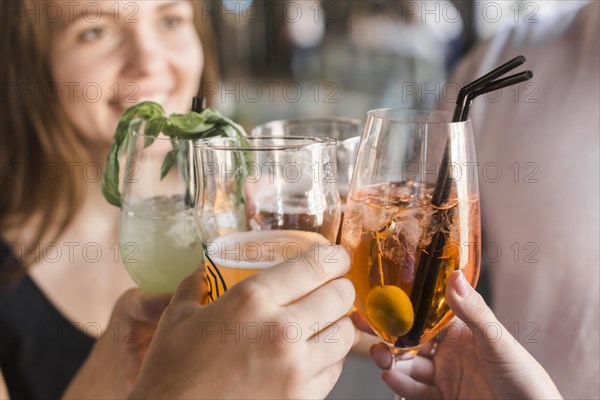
[206,0,578,130]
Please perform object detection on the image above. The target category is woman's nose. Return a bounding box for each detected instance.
[123,30,168,77]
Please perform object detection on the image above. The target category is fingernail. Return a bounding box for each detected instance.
[455,270,471,298]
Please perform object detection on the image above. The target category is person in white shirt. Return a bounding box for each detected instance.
[440,2,598,398]
[369,2,598,398]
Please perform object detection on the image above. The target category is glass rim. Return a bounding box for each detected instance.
[131,130,193,142]
[194,135,337,151]
[253,116,363,130]
[366,108,471,125]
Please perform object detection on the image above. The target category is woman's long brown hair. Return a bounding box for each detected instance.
[0,0,219,271]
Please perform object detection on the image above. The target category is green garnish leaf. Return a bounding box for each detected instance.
[164,113,213,135]
[160,147,178,180]
[101,101,248,207]
[144,116,168,148]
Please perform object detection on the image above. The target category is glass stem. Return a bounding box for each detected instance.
[392,350,416,369]
[391,350,417,400]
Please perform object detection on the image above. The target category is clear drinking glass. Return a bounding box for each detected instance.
[194,136,341,301]
[251,118,362,204]
[253,118,362,243]
[341,109,481,365]
[119,131,202,293]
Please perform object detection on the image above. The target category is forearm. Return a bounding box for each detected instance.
[62,337,134,399]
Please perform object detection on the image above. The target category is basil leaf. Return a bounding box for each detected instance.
[102,101,248,208]
[102,141,123,207]
[164,113,212,135]
[144,116,168,148]
[102,102,165,207]
[160,146,178,180]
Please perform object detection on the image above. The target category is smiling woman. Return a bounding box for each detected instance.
[49,1,204,145]
[1,0,217,258]
[0,0,217,398]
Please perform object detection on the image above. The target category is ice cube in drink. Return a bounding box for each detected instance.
[342,183,480,348]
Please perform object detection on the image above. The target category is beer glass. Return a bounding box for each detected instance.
[119,131,202,293]
[341,109,481,363]
[194,136,341,301]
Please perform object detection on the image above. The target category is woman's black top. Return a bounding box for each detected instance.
[0,241,94,399]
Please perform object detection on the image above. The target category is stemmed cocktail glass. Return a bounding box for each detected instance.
[341,109,481,364]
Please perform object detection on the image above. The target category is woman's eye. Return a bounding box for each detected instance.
[78,26,108,42]
[163,15,185,29]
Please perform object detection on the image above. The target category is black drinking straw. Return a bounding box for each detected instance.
[185,97,205,206]
[459,71,533,121]
[397,56,533,347]
[452,55,526,122]
[192,96,206,113]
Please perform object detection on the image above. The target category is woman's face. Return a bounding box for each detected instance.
[49,0,203,147]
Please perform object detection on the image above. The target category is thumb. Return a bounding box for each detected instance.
[445,270,513,350]
[170,268,208,306]
[114,289,173,323]
[445,271,563,398]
